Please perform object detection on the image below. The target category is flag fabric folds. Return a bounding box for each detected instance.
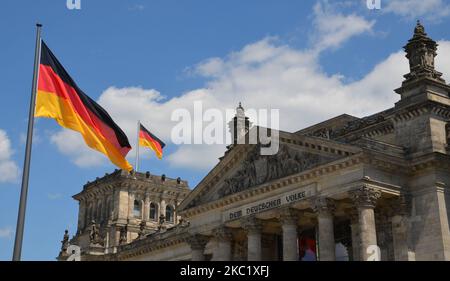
[139,124,165,159]
[35,41,133,171]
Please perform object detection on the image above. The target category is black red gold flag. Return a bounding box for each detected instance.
[35,41,133,171]
[139,124,165,159]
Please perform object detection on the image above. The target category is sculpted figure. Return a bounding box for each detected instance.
[119,225,128,245]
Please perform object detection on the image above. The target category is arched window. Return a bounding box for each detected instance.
[133,200,141,218]
[165,205,174,223]
[149,203,158,221]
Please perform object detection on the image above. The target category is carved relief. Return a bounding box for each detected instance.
[307,128,331,139]
[218,144,325,197]
[119,225,128,245]
[89,220,104,246]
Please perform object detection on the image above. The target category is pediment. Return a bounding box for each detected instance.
[181,143,347,211]
[214,144,331,199]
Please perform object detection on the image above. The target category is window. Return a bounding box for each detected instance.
[149,203,158,220]
[133,200,141,218]
[165,205,174,222]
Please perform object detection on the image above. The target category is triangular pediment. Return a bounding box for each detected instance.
[214,144,331,199]
[178,129,361,212]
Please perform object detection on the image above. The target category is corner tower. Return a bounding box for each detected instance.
[394,21,450,155]
[58,169,190,260]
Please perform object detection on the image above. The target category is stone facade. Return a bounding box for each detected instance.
[59,22,450,261]
[57,169,190,260]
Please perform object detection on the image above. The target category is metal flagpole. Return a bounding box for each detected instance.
[13,23,42,261]
[135,120,140,172]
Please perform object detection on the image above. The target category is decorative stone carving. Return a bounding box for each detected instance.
[178,218,190,228]
[60,230,70,255]
[279,208,300,225]
[312,197,335,215]
[350,186,381,209]
[89,220,104,246]
[213,227,233,242]
[119,225,128,245]
[241,216,263,234]
[187,234,209,250]
[402,20,445,84]
[158,214,166,231]
[219,144,323,197]
[136,220,147,240]
[308,128,332,139]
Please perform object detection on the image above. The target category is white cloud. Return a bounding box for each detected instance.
[47,4,450,173]
[311,1,375,52]
[0,226,13,239]
[166,144,226,170]
[384,0,450,21]
[0,130,20,183]
[50,130,107,168]
[50,38,411,171]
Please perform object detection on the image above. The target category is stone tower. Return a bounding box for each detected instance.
[394,20,450,155]
[392,21,450,260]
[58,169,190,260]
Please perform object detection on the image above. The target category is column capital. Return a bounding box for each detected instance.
[279,208,300,225]
[241,216,263,234]
[212,226,233,242]
[187,234,209,250]
[312,197,335,215]
[350,186,381,209]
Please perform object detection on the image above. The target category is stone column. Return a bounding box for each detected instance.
[350,186,381,261]
[212,227,233,261]
[160,199,166,220]
[313,197,336,261]
[349,209,360,261]
[128,192,135,220]
[187,234,209,261]
[391,194,414,261]
[242,216,263,261]
[279,208,299,261]
[143,193,150,221]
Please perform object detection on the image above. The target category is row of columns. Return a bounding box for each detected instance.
[126,192,177,223]
[81,195,113,229]
[187,186,382,261]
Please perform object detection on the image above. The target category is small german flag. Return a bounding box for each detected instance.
[139,124,165,159]
[35,41,133,171]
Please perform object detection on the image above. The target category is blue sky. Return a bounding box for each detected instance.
[1,0,450,260]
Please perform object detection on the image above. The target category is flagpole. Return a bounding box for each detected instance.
[135,120,140,172]
[13,23,42,261]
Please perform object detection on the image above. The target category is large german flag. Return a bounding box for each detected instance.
[139,124,165,159]
[35,41,133,171]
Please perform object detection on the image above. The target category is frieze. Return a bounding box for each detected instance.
[218,144,328,197]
